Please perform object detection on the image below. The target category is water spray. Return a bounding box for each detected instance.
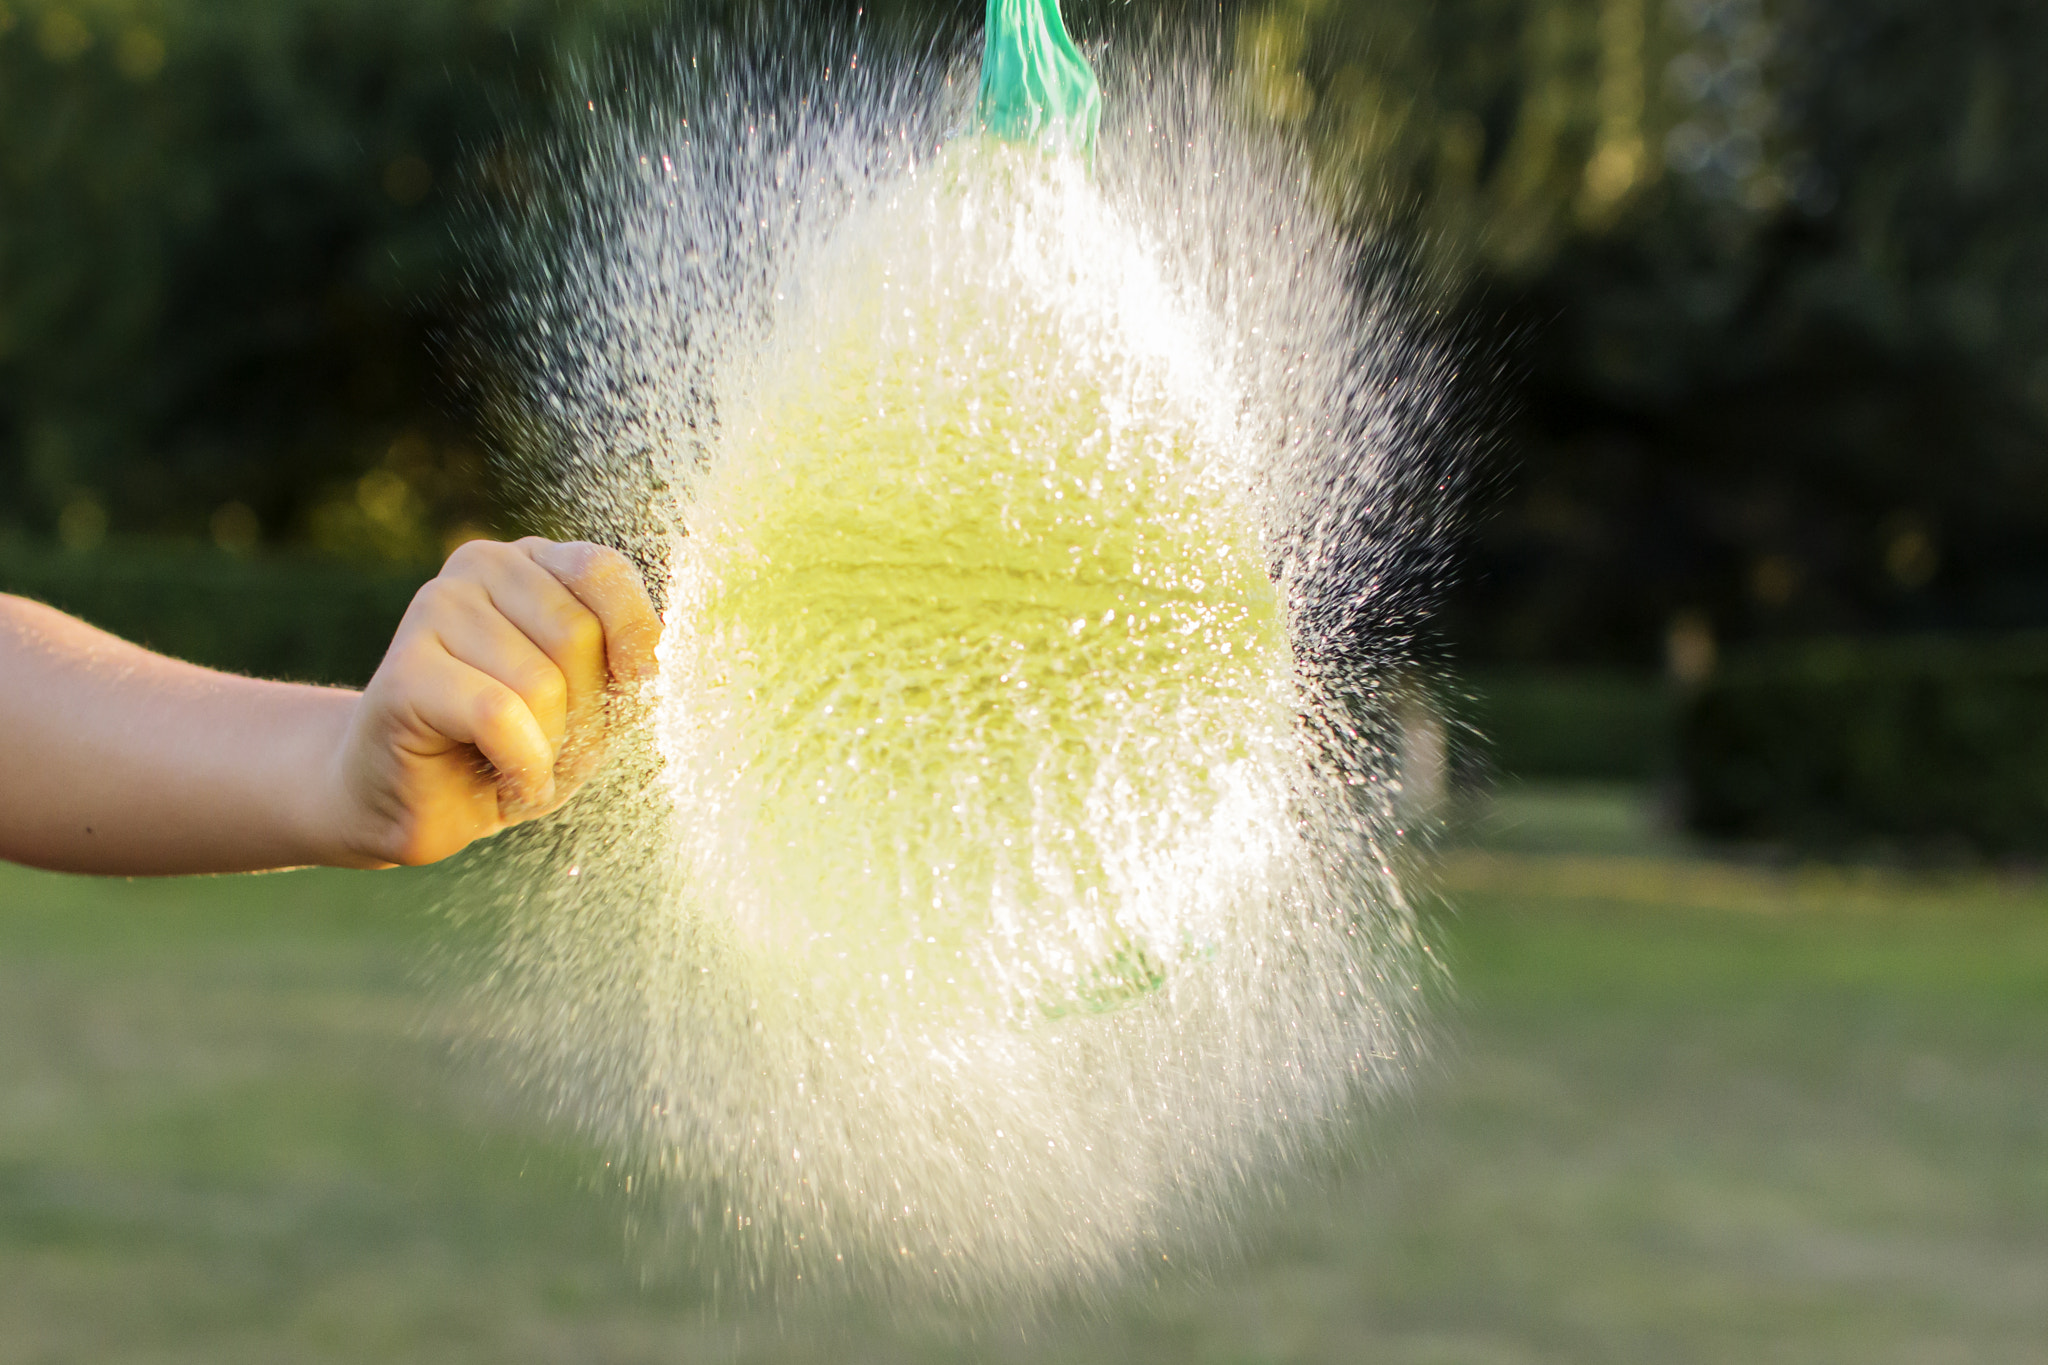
[469,0,1463,1312]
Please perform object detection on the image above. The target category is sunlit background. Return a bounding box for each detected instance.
[4,1,2046,1360]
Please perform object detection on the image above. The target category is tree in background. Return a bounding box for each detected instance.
[1239,0,2048,667]
[1238,0,1692,280]
[0,0,1076,566]
[6,0,2047,673]
[0,0,679,563]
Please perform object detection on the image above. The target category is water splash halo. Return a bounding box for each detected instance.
[467,21,1453,1312]
[663,138,1298,1021]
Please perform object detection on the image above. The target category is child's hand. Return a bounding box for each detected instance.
[323,538,661,867]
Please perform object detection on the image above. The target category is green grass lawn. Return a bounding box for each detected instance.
[4,787,2046,1363]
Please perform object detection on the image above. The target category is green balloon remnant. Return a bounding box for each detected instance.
[975,0,1101,162]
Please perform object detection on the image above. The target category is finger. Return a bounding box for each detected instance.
[429,592,571,758]
[402,651,557,815]
[523,539,662,685]
[440,541,610,736]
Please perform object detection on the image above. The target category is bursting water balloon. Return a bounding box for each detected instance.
[465,8,1465,1312]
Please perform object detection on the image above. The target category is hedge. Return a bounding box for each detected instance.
[1680,633,2048,856]
[0,539,429,687]
[1460,670,1670,782]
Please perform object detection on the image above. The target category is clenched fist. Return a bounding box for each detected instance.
[326,538,661,867]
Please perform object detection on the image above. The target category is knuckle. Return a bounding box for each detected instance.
[553,601,605,656]
[418,575,487,619]
[520,661,567,709]
[444,538,492,572]
[447,538,518,583]
[564,539,621,581]
[522,535,585,575]
[408,577,451,615]
[472,684,525,737]
[582,543,630,576]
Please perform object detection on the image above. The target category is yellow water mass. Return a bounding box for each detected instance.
[660,145,1296,1023]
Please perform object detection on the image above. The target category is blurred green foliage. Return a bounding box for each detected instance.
[0,0,673,564]
[4,0,2045,677]
[1462,669,1671,780]
[1243,0,2048,667]
[1681,632,2048,854]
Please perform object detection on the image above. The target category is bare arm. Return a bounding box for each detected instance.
[0,598,355,874]
[0,538,660,875]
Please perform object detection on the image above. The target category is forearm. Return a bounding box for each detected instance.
[0,594,360,875]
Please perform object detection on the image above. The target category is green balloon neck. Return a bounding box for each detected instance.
[975,0,1101,164]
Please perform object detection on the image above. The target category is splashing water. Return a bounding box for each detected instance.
[469,18,1464,1313]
